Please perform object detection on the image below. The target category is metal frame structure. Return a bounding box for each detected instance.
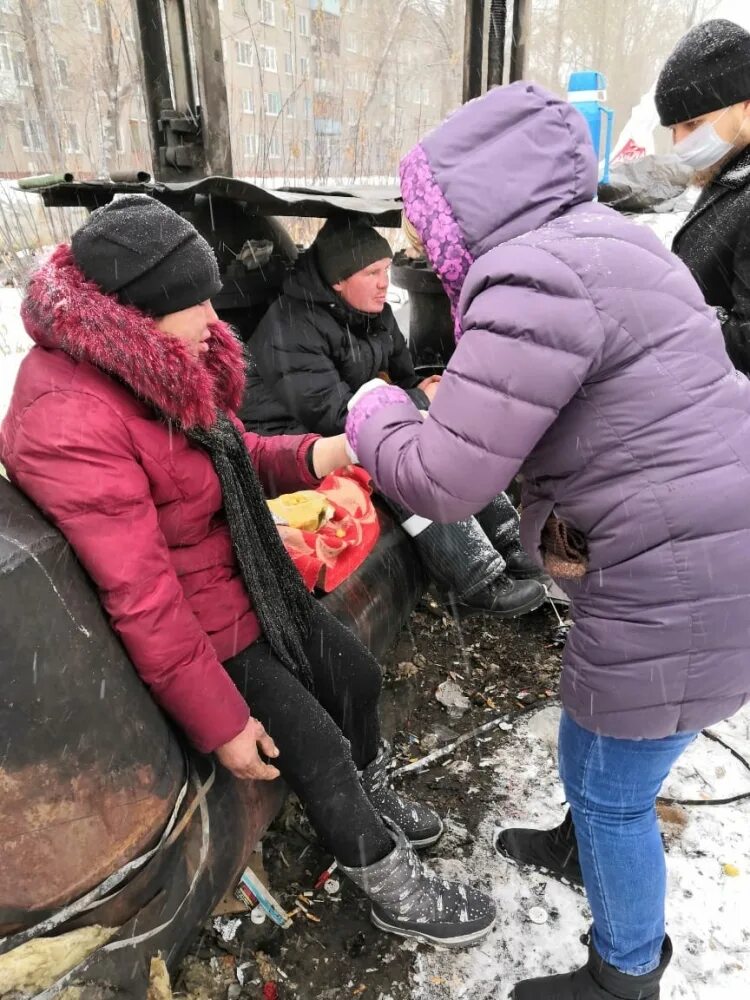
[463,0,529,103]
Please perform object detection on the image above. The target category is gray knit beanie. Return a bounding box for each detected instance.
[71,195,222,316]
[313,217,393,286]
[656,19,750,127]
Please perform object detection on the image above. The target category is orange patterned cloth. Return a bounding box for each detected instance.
[276,465,380,593]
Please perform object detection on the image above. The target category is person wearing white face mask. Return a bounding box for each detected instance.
[656,19,750,375]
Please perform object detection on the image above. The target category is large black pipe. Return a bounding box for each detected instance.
[463,0,485,102]
[509,0,529,82]
[487,0,507,88]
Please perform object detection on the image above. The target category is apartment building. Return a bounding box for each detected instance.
[0,0,460,182]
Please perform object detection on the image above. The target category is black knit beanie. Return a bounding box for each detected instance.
[656,19,750,127]
[71,194,222,316]
[313,217,392,287]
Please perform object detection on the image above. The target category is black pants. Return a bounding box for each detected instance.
[224,603,392,866]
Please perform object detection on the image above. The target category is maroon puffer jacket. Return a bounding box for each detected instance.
[0,245,319,752]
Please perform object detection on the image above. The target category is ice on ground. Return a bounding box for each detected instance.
[413,704,750,999]
[0,287,27,424]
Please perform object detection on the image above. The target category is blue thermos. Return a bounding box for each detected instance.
[567,71,615,184]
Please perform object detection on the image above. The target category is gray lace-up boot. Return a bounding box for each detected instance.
[361,740,444,848]
[338,820,496,947]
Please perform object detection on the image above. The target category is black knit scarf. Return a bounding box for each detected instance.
[187,412,316,690]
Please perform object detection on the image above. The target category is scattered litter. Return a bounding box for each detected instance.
[722,863,741,877]
[315,860,338,890]
[447,759,473,776]
[262,983,279,1000]
[235,866,291,928]
[528,906,549,924]
[250,906,267,925]
[397,660,419,679]
[352,986,367,996]
[236,962,253,986]
[213,916,242,942]
[436,678,471,715]
[395,712,517,775]
[499,721,514,731]
[227,985,241,1000]
[324,878,341,895]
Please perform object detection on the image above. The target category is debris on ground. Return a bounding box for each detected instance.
[435,678,471,715]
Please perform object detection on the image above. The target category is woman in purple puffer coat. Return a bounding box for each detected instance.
[345,82,750,999]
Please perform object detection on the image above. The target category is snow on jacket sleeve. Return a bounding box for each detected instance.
[11,391,251,754]
[250,305,354,436]
[348,244,603,522]
[719,223,750,374]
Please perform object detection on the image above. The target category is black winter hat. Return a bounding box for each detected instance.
[71,194,222,316]
[313,217,392,287]
[655,19,750,126]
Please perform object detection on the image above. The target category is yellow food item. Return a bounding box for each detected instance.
[267,491,331,532]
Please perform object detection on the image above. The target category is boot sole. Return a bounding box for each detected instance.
[370,908,496,948]
[453,589,547,621]
[407,817,445,849]
[494,840,585,896]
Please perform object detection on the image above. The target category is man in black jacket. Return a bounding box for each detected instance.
[241,218,547,619]
[656,19,750,374]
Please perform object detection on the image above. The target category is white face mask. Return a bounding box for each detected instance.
[673,110,737,170]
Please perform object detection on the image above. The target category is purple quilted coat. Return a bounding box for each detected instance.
[347,82,750,739]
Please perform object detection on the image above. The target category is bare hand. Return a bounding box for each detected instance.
[215,717,281,781]
[311,435,350,476]
[418,374,442,402]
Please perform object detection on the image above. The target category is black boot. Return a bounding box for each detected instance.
[512,935,673,999]
[452,575,546,620]
[495,809,583,890]
[361,740,444,848]
[503,544,553,587]
[339,819,496,947]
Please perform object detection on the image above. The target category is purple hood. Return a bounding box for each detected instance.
[399,82,598,333]
[347,82,750,739]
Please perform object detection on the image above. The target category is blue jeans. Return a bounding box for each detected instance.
[558,710,697,975]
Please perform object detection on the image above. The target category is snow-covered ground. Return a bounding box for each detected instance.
[0,286,27,424]
[413,703,750,999]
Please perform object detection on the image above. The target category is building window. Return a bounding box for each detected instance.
[124,7,136,40]
[346,33,358,53]
[299,55,309,76]
[19,118,44,152]
[0,0,15,12]
[264,91,281,115]
[268,133,281,159]
[260,46,277,72]
[260,0,275,25]
[242,132,257,158]
[303,96,312,119]
[46,0,63,22]
[286,99,295,118]
[414,83,429,105]
[85,1,101,31]
[129,118,145,153]
[236,41,254,66]
[65,121,82,154]
[54,57,69,88]
[241,88,254,113]
[0,35,11,74]
[12,51,31,86]
[284,51,293,75]
[298,12,308,36]
[282,7,291,31]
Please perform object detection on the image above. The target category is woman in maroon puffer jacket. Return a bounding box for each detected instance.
[0,196,495,947]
